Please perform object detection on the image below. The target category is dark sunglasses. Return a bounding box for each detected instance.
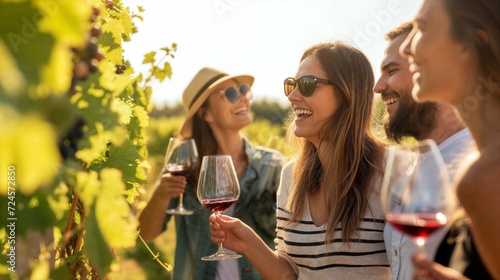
[220,84,252,104]
[284,76,333,97]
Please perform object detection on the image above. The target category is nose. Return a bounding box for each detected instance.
[287,86,301,102]
[400,27,415,58]
[373,75,387,95]
[238,90,252,103]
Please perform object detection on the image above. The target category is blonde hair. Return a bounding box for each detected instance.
[286,42,385,242]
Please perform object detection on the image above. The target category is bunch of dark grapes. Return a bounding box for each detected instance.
[68,5,104,95]
[59,117,86,159]
[115,58,127,74]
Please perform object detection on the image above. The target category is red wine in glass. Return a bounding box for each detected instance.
[167,164,195,177]
[197,155,241,261]
[164,138,199,215]
[201,198,237,214]
[381,139,455,250]
[386,213,447,239]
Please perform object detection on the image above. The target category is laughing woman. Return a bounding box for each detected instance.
[209,42,390,279]
[400,0,500,278]
[138,68,284,280]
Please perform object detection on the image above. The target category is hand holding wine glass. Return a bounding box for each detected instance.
[197,155,241,261]
[381,139,456,250]
[164,137,199,215]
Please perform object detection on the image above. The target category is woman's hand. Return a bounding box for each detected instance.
[209,214,254,255]
[153,171,187,201]
[138,171,186,241]
[413,253,470,280]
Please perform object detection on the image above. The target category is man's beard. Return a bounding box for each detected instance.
[384,88,438,143]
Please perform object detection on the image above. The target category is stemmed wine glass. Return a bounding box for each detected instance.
[197,155,241,261]
[381,139,456,250]
[164,137,199,215]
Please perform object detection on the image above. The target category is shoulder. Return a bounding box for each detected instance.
[244,139,284,163]
[277,160,296,198]
[281,160,295,177]
[253,145,284,161]
[457,151,500,208]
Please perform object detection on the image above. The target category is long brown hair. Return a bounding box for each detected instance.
[286,42,385,243]
[190,101,217,190]
[444,0,500,98]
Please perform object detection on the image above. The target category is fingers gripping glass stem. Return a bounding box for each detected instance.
[164,137,199,215]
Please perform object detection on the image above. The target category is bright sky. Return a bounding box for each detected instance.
[123,0,422,107]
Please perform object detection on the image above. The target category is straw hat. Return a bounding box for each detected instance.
[180,67,254,138]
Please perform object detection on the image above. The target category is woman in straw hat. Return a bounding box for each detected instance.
[209,42,391,279]
[399,0,500,278]
[139,67,284,280]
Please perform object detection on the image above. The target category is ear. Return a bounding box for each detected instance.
[197,108,213,122]
[476,29,489,45]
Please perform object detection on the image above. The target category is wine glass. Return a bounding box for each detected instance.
[164,137,199,215]
[197,155,241,261]
[381,139,456,251]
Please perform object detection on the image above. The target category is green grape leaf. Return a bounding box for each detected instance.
[48,264,71,280]
[0,190,56,237]
[46,181,70,222]
[74,87,126,163]
[0,2,59,97]
[76,127,109,164]
[0,113,60,195]
[105,45,124,67]
[73,171,100,210]
[89,140,147,195]
[127,105,149,158]
[34,0,90,47]
[42,43,73,94]
[0,39,25,96]
[142,51,156,64]
[28,258,50,280]
[128,104,149,134]
[162,62,173,80]
[112,98,133,125]
[101,17,124,45]
[99,32,122,65]
[84,203,114,277]
[120,8,134,41]
[110,72,132,98]
[143,85,153,105]
[125,80,150,108]
[150,66,166,82]
[96,168,138,247]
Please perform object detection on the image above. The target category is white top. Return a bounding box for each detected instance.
[384,128,476,280]
[216,205,240,280]
[275,160,391,280]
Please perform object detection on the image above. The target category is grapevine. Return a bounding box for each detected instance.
[0,0,176,278]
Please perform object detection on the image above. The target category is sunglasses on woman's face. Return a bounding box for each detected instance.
[220,84,252,104]
[283,75,333,97]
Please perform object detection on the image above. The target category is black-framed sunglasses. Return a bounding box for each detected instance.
[220,84,252,104]
[283,76,333,97]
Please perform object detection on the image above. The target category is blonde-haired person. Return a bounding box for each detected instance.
[138,68,284,280]
[400,0,500,278]
[209,42,390,279]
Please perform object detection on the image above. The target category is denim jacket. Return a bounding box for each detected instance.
[163,139,284,280]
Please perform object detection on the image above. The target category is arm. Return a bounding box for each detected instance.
[138,171,186,241]
[210,215,297,280]
[457,159,500,279]
[412,253,470,280]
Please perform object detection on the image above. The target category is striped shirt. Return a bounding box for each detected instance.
[275,161,391,279]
